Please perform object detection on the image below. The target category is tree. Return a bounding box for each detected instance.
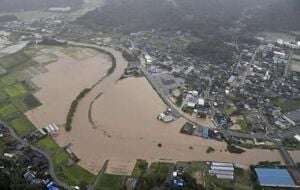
[182,173,205,190]
[0,159,44,190]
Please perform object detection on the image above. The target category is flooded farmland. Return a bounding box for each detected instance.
[25,46,111,128]
[26,45,285,175]
[56,76,284,174]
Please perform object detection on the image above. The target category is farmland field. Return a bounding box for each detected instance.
[0,44,103,186]
[0,103,19,120]
[9,115,36,136]
[4,83,27,98]
[94,174,126,190]
[36,136,95,185]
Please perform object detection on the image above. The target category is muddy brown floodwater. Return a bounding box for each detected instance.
[26,46,111,128]
[62,77,285,174]
[27,45,286,175]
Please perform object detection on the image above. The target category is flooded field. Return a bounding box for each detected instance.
[290,150,300,163]
[55,76,284,174]
[25,46,111,128]
[26,45,286,175]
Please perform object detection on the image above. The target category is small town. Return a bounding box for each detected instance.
[0,1,300,190]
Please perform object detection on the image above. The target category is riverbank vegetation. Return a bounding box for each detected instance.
[227,143,245,154]
[65,45,117,131]
[65,88,91,131]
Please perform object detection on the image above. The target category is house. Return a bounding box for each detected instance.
[285,109,300,126]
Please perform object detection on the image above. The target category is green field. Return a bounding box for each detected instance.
[0,50,38,71]
[237,118,251,132]
[0,90,9,103]
[94,174,126,190]
[0,103,19,120]
[11,97,28,112]
[272,97,300,113]
[23,94,41,109]
[9,115,36,136]
[0,74,17,87]
[11,94,41,112]
[234,168,252,190]
[137,162,173,189]
[4,83,27,98]
[37,136,95,186]
[0,48,37,122]
[0,51,30,69]
[132,159,148,177]
[0,45,99,187]
[182,161,208,174]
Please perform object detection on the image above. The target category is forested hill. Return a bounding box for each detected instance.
[246,0,300,32]
[77,0,261,33]
[0,0,83,12]
[76,0,300,34]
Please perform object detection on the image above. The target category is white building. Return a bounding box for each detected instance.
[198,98,205,106]
[294,134,300,142]
[209,162,235,180]
[277,39,300,49]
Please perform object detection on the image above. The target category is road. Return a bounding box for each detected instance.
[278,144,296,167]
[140,54,298,169]
[278,126,300,139]
[1,41,128,190]
[1,122,70,190]
[90,160,109,190]
[140,58,273,140]
[2,38,298,190]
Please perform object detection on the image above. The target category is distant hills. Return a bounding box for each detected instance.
[246,0,300,32]
[0,15,18,22]
[76,0,300,35]
[0,0,83,12]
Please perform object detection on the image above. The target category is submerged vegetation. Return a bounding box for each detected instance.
[227,144,245,154]
[65,88,91,131]
[65,45,117,131]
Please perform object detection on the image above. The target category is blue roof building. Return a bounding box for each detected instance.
[47,181,60,190]
[255,168,297,188]
[202,127,209,138]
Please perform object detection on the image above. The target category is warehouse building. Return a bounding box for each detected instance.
[255,168,298,188]
[209,162,234,180]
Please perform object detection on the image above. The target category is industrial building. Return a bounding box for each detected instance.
[255,168,298,188]
[209,162,234,180]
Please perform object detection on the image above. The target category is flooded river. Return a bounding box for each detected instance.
[27,45,285,175]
